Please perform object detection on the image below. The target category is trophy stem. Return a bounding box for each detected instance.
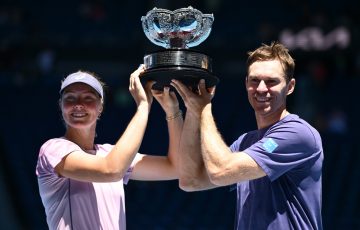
[170,38,186,48]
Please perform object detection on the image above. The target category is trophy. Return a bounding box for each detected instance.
[140,6,219,90]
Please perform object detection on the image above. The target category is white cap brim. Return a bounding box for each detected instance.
[60,71,103,98]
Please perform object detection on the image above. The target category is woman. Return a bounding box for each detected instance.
[36,65,183,229]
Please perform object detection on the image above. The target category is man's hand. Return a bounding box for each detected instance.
[171,79,216,118]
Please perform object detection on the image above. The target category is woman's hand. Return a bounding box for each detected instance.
[129,64,154,111]
[152,86,180,117]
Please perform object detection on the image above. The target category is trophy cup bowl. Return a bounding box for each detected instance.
[140,6,219,90]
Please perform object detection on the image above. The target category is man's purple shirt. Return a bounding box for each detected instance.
[230,114,323,230]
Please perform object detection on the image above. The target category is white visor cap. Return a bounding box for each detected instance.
[60,71,103,98]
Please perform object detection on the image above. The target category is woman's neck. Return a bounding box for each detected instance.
[64,128,96,150]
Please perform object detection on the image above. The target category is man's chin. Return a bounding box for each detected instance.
[254,106,271,113]
[254,108,273,117]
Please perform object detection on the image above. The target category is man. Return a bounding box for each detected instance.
[171,42,323,229]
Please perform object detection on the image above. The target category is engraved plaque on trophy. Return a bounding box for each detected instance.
[140,6,219,90]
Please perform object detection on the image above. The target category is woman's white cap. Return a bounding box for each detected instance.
[60,71,103,98]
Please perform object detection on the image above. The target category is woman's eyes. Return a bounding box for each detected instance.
[84,96,96,102]
[64,96,76,102]
[64,95,97,102]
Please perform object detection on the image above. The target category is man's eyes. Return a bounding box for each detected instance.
[250,79,277,84]
[266,80,277,84]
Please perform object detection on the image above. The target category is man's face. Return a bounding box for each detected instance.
[246,60,295,119]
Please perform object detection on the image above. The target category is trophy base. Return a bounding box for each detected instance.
[140,66,219,91]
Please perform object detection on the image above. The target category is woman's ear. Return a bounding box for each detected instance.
[97,105,103,119]
[99,104,104,113]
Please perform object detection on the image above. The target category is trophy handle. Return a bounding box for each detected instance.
[187,15,214,48]
[141,7,214,49]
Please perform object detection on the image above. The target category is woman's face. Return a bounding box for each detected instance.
[60,83,103,129]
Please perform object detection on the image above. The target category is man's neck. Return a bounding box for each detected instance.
[256,109,289,129]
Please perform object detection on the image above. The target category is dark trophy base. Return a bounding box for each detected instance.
[140,49,219,91]
[140,66,219,91]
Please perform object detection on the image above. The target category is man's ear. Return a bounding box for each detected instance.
[287,78,296,95]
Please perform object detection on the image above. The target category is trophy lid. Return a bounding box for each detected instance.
[141,6,214,49]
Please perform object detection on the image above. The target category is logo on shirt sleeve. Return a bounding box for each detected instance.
[262,138,278,153]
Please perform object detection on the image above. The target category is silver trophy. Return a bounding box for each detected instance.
[140,6,219,90]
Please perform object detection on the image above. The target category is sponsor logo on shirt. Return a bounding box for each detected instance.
[262,138,278,153]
